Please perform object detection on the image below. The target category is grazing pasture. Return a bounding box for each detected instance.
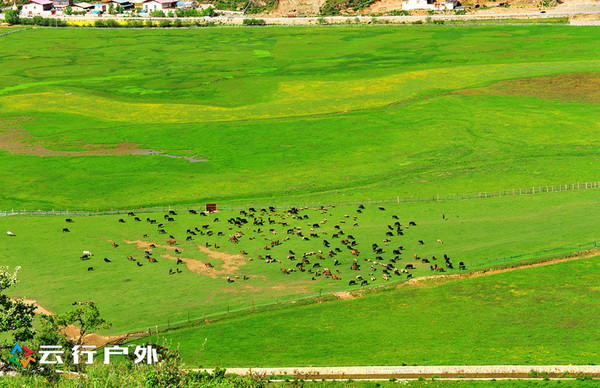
[138,254,600,367]
[2,189,600,334]
[1,26,600,209]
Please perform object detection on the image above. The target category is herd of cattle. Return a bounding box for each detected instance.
[7,204,466,287]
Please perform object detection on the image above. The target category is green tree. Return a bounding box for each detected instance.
[42,303,111,345]
[116,4,124,13]
[4,9,20,25]
[0,266,36,342]
[108,2,115,14]
[64,5,72,14]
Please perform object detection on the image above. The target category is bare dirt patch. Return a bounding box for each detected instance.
[0,117,157,157]
[61,325,144,347]
[122,240,248,278]
[123,239,180,252]
[332,291,356,300]
[196,245,248,276]
[457,72,600,104]
[12,298,140,347]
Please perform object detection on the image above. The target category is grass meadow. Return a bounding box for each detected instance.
[1,189,600,335]
[1,26,600,209]
[136,253,600,367]
[2,25,600,374]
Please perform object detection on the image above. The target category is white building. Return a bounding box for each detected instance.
[21,0,55,16]
[142,0,177,12]
[402,0,456,10]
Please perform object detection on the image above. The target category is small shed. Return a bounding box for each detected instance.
[206,203,217,212]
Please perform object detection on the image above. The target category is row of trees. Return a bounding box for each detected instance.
[149,6,214,17]
[4,12,68,26]
[94,18,217,27]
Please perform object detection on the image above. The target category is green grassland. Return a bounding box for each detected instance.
[1,26,600,209]
[136,252,600,367]
[2,189,600,334]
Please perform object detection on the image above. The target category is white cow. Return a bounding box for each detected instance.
[83,250,92,256]
[7,231,15,236]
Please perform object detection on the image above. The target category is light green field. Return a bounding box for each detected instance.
[2,189,600,334]
[1,26,600,209]
[136,253,600,367]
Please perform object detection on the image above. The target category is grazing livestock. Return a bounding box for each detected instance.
[62,228,70,233]
[459,262,466,270]
[205,262,214,268]
[127,212,135,216]
[405,264,414,269]
[409,221,417,226]
[118,219,125,223]
[65,218,74,223]
[177,259,184,265]
[189,209,197,214]
[166,240,177,245]
[134,217,141,222]
[360,280,368,286]
[349,280,356,285]
[137,262,143,267]
[103,258,111,263]
[87,267,94,271]
[83,250,92,256]
[418,240,424,245]
[378,206,385,211]
[6,231,15,237]
[226,276,235,283]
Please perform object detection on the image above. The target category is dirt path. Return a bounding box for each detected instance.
[193,365,600,379]
[395,249,600,290]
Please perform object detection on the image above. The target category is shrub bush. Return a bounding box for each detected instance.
[242,18,266,25]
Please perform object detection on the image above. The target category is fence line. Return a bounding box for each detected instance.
[2,180,599,217]
[123,239,599,343]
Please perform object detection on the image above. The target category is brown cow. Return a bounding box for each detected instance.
[167,240,176,245]
[332,274,341,280]
[205,262,214,268]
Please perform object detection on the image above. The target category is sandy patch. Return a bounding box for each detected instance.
[123,239,181,252]
[332,291,356,300]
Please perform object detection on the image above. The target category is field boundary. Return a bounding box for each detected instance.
[1,180,599,216]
